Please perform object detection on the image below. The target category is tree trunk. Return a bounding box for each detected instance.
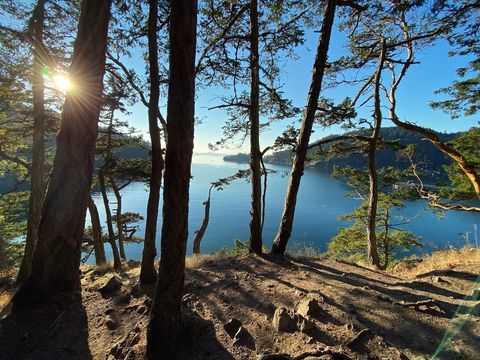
[147,0,197,358]
[260,154,268,233]
[140,0,163,285]
[99,171,122,269]
[249,0,262,254]
[383,208,390,269]
[366,40,386,269]
[17,0,46,284]
[271,0,337,255]
[192,186,213,254]
[87,195,106,266]
[110,177,126,260]
[12,0,112,308]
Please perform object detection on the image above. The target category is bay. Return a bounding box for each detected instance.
[88,153,480,262]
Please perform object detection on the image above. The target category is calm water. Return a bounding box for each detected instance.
[88,154,480,262]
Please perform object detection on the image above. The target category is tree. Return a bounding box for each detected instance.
[0,192,29,273]
[192,169,251,254]
[98,170,122,269]
[87,195,107,265]
[364,40,385,268]
[329,194,420,269]
[248,0,262,254]
[17,0,47,283]
[12,0,113,308]
[331,165,419,268]
[147,0,197,357]
[271,0,337,255]
[199,0,306,253]
[430,0,480,119]
[140,0,163,285]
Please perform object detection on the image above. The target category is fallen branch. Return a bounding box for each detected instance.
[345,328,372,349]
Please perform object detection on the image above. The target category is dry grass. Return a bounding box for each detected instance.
[392,247,480,279]
[185,253,227,269]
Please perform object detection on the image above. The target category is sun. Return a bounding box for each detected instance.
[52,73,73,93]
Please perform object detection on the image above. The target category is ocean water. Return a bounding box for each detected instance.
[87,153,480,262]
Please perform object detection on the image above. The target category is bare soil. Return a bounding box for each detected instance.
[1,252,479,360]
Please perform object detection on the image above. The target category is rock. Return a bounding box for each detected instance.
[296,297,323,319]
[105,314,118,330]
[471,288,480,298]
[257,354,292,360]
[136,305,147,315]
[297,315,315,332]
[113,291,131,305]
[233,326,255,350]
[304,356,333,360]
[224,318,242,338]
[432,276,449,284]
[272,307,297,332]
[99,275,123,294]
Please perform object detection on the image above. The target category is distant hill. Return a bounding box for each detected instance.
[0,132,150,193]
[223,153,250,164]
[224,127,459,180]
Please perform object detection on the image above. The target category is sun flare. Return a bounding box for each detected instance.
[52,73,73,93]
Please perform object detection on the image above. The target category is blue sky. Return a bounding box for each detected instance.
[123,24,479,154]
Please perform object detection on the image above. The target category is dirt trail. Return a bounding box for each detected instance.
[1,254,479,359]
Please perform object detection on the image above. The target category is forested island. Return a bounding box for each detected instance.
[0,1,479,360]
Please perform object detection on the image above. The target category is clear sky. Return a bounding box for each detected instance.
[121,25,479,154]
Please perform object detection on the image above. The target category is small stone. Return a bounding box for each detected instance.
[113,292,131,305]
[272,307,297,332]
[233,326,255,350]
[306,336,315,344]
[432,276,448,284]
[296,297,323,319]
[105,314,118,330]
[224,318,242,338]
[99,275,123,294]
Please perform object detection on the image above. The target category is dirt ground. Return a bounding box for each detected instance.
[0,252,479,360]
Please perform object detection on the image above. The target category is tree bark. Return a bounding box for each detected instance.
[249,0,262,254]
[12,0,112,308]
[99,171,122,269]
[87,195,106,266]
[260,154,268,233]
[110,177,126,260]
[192,186,213,254]
[147,0,197,358]
[140,0,163,285]
[271,0,337,255]
[383,207,390,269]
[366,40,386,269]
[17,0,46,284]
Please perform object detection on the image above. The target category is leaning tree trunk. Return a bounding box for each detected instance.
[99,171,122,269]
[192,186,213,254]
[366,40,386,269]
[110,177,126,260]
[140,0,163,285]
[271,0,337,255]
[17,0,46,284]
[87,195,107,265]
[12,0,112,308]
[147,0,197,358]
[248,0,262,255]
